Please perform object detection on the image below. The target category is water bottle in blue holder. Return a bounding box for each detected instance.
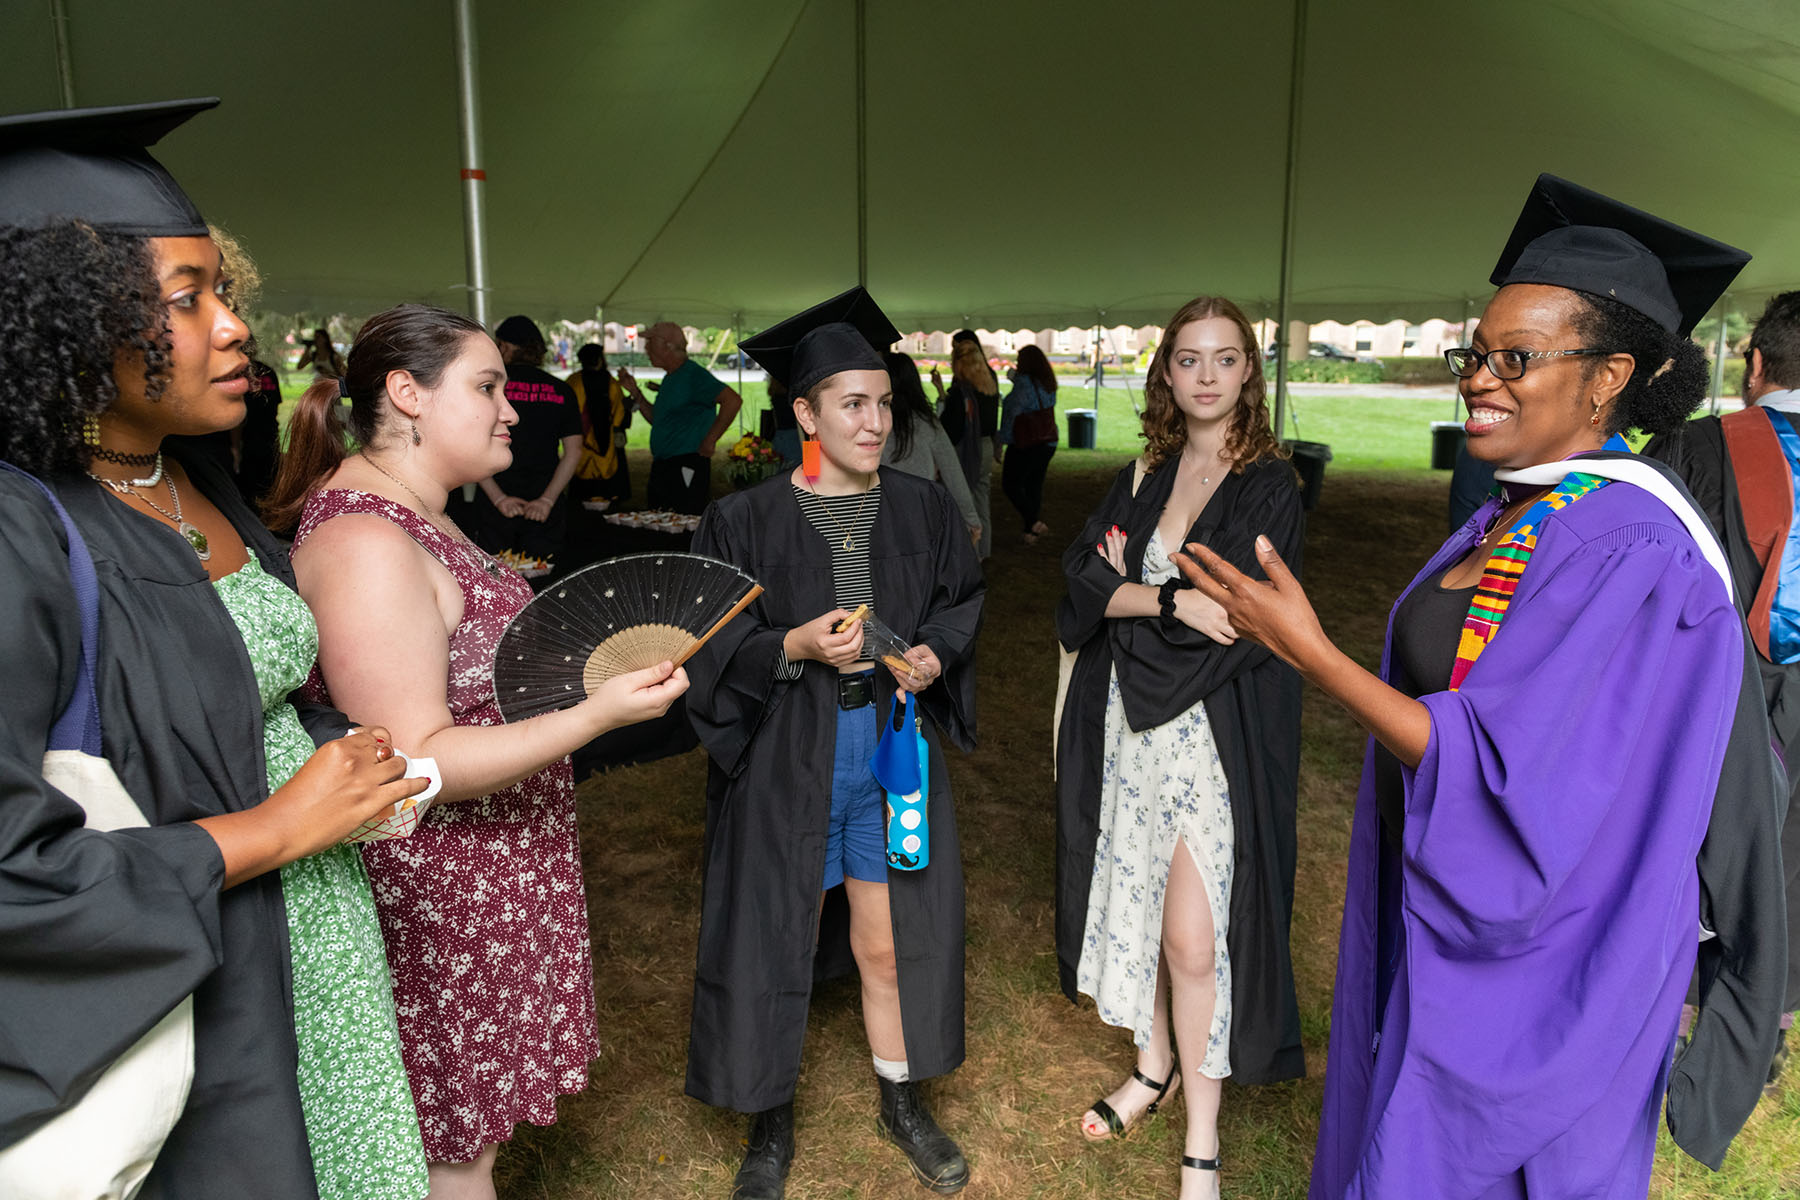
[870,690,929,870]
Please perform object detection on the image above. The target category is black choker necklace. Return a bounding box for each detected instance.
[90,446,159,467]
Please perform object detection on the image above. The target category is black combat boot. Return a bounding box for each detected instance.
[876,1077,970,1194]
[730,1101,794,1200]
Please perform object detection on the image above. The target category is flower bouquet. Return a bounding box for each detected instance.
[726,433,785,488]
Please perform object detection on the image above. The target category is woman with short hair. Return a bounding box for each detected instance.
[689,288,984,1199]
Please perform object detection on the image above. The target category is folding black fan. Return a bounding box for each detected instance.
[492,552,763,723]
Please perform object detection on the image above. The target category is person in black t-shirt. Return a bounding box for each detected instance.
[473,315,584,560]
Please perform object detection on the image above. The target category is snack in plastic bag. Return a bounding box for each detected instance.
[835,605,921,681]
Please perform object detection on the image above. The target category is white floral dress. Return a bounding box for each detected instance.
[1076,527,1235,1079]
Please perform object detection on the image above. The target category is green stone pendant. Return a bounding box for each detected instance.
[179,520,211,561]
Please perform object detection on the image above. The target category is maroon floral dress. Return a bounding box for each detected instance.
[295,489,599,1163]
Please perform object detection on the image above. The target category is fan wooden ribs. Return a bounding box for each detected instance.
[493,553,764,723]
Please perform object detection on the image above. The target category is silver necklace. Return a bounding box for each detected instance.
[360,452,502,577]
[91,470,210,561]
[1187,446,1227,486]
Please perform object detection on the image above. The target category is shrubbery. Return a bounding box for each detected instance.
[1280,358,1384,384]
[1377,356,1454,385]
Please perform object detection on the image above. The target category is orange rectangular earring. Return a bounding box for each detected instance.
[801,438,821,480]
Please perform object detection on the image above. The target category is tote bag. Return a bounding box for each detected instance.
[0,463,196,1200]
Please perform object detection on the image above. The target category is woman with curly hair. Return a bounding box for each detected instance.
[1053,296,1305,1198]
[1182,177,1785,1197]
[0,100,429,1199]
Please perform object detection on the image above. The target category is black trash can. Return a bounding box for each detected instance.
[1430,420,1466,470]
[1283,440,1332,511]
[1066,408,1097,449]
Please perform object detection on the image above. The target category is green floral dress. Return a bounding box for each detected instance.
[214,553,428,1200]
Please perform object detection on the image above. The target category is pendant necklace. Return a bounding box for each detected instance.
[810,478,873,550]
[360,452,503,577]
[91,469,210,561]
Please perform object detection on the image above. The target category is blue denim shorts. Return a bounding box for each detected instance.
[822,685,887,890]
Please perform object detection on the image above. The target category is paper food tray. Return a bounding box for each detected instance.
[344,752,441,843]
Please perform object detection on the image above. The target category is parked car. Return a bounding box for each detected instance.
[1264,341,1357,362]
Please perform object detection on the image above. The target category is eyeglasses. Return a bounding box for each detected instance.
[1443,346,1610,380]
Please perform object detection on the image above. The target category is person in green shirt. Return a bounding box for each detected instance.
[618,321,742,513]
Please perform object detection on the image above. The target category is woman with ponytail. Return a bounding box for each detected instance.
[271,303,688,1198]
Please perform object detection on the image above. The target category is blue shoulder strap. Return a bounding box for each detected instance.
[1,462,103,755]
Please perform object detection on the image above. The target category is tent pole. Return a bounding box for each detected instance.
[1453,297,1471,421]
[1093,321,1102,411]
[48,0,75,107]
[1270,0,1308,442]
[854,0,868,287]
[452,0,491,327]
[1710,297,1731,416]
[735,311,747,434]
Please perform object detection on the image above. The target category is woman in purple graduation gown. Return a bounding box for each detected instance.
[1177,175,1787,1198]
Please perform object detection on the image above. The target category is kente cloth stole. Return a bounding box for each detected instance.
[1448,472,1611,691]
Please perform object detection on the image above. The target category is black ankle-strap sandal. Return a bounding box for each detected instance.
[1181,1153,1221,1171]
[1085,1064,1178,1139]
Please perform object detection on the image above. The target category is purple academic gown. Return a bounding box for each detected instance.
[1310,480,1743,1200]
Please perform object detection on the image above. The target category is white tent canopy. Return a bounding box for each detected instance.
[4,0,1799,333]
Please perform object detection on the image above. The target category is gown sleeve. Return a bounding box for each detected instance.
[0,495,226,1144]
[1108,466,1304,730]
[927,421,981,531]
[1406,526,1737,949]
[684,499,803,779]
[908,481,985,751]
[1366,516,1747,1187]
[1056,463,1139,649]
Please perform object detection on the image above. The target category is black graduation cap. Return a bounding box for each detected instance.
[0,98,217,236]
[740,286,900,396]
[1489,173,1749,337]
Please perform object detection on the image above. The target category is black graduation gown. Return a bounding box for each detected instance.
[684,468,984,1113]
[1643,422,1800,1012]
[0,445,345,1200]
[1053,455,1306,1085]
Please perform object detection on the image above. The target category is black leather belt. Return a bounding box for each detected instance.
[837,670,876,710]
